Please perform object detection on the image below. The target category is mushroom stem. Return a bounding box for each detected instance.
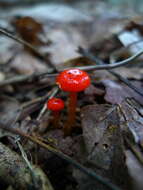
[63,92,77,136]
[52,111,60,128]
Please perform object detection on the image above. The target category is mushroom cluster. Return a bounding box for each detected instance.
[56,68,90,135]
[46,68,90,136]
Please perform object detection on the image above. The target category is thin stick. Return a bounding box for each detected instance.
[77,46,143,71]
[0,28,57,72]
[36,87,59,120]
[109,71,143,97]
[0,123,121,190]
[0,72,57,87]
[19,88,58,121]
[17,140,34,172]
[109,39,143,64]
[78,47,143,97]
[0,27,143,73]
[1,40,143,87]
[16,140,39,188]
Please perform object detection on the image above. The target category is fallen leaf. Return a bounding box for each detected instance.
[102,79,143,104]
[44,28,86,65]
[117,98,143,144]
[11,51,48,74]
[13,16,44,46]
[113,67,143,80]
[0,96,21,138]
[126,150,143,190]
[0,96,21,127]
[75,104,132,189]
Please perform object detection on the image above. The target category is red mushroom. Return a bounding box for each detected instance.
[56,68,90,135]
[47,97,64,128]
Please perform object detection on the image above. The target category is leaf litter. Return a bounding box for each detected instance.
[0,1,143,190]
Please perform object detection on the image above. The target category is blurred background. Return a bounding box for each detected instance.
[0,0,143,71]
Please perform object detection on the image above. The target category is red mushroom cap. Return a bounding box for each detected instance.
[47,98,64,111]
[56,68,90,92]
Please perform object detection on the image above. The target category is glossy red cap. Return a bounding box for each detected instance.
[56,68,90,92]
[47,98,64,111]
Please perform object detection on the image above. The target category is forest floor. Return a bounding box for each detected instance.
[0,1,143,190]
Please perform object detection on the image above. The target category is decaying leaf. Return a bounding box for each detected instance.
[10,51,48,75]
[0,96,21,127]
[117,98,143,144]
[102,79,143,104]
[13,16,44,46]
[126,150,143,190]
[44,27,87,65]
[73,104,132,190]
[117,98,143,190]
[113,67,143,80]
[0,96,21,138]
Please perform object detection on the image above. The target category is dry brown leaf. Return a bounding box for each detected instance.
[13,16,44,46]
[102,79,143,104]
[73,104,132,190]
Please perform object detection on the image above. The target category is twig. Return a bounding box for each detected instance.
[37,87,59,120]
[1,41,143,88]
[16,140,48,189]
[17,140,34,172]
[77,46,143,71]
[19,87,59,120]
[108,71,143,97]
[16,139,38,186]
[110,39,143,64]
[0,122,121,190]
[0,28,58,72]
[0,72,57,87]
[78,47,143,97]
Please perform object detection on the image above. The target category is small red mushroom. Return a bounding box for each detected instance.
[47,97,64,128]
[56,68,90,135]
